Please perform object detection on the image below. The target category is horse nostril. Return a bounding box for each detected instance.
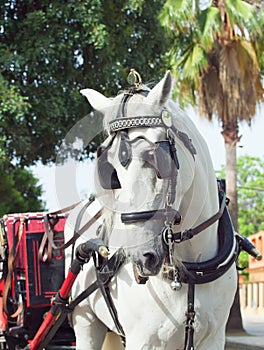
[142,251,159,268]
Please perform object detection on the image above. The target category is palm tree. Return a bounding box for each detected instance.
[160,0,263,332]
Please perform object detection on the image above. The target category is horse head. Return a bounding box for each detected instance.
[81,71,197,280]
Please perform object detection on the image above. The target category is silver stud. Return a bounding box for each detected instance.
[161,110,172,128]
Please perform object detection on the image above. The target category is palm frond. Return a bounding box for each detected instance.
[236,39,261,78]
[175,44,194,69]
[178,44,208,85]
[159,0,195,33]
[161,0,264,124]
[198,6,221,50]
[173,77,196,107]
[226,0,262,36]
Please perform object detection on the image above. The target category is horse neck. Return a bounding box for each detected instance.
[172,124,219,263]
[174,177,219,263]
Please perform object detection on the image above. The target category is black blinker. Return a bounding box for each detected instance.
[154,141,173,179]
[119,130,132,167]
[97,147,121,190]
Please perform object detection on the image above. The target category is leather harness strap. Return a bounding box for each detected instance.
[38,216,57,263]
[171,193,227,243]
[3,217,25,316]
[38,200,84,261]
[39,196,102,254]
[184,283,195,350]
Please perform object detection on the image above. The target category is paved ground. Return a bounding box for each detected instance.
[225,313,264,350]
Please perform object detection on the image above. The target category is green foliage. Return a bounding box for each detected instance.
[226,0,261,33]
[0,0,168,166]
[159,0,221,105]
[237,155,264,236]
[216,155,264,236]
[0,76,31,166]
[0,166,45,216]
[216,155,264,272]
[257,5,264,75]
[159,0,264,107]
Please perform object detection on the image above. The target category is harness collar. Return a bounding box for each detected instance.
[163,192,239,285]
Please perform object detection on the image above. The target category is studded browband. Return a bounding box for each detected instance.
[109,113,167,133]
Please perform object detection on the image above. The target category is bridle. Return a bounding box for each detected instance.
[97,85,196,229]
[97,77,234,279]
[37,71,257,350]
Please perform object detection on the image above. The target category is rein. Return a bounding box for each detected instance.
[39,196,103,255]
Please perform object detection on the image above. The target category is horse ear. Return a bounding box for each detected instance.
[80,89,112,112]
[146,71,172,107]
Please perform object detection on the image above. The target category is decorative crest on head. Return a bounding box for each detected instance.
[127,69,142,90]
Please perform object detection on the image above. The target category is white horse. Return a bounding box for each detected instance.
[65,71,237,350]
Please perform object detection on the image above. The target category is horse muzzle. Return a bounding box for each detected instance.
[132,247,164,283]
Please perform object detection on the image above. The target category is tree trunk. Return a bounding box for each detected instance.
[224,141,244,333]
[225,142,238,231]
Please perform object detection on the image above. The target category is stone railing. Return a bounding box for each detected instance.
[239,281,264,314]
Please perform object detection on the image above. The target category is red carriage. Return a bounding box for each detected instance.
[0,212,75,349]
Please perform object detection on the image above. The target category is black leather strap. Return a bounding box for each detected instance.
[176,206,238,285]
[121,208,181,225]
[184,283,195,350]
[43,196,103,251]
[172,193,226,243]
